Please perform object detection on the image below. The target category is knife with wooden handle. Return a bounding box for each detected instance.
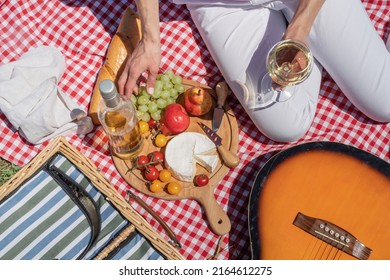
[212,81,228,132]
[198,122,240,168]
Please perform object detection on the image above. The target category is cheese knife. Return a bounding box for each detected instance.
[212,81,228,132]
[198,122,240,168]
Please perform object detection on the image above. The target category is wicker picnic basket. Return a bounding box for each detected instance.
[0,136,184,260]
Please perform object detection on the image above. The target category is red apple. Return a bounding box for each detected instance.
[183,87,213,116]
[160,103,190,135]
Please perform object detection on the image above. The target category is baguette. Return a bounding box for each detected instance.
[89,7,142,125]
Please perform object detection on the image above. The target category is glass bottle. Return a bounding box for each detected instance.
[98,79,143,160]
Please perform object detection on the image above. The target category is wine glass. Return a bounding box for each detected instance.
[253,39,313,109]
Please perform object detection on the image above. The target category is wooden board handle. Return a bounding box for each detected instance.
[194,187,231,235]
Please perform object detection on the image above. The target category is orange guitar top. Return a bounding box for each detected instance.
[249,143,390,260]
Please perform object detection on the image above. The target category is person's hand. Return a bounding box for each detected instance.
[117,39,161,98]
[282,25,310,73]
[282,27,309,48]
[282,0,325,48]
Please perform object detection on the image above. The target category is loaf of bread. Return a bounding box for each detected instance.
[89,7,142,125]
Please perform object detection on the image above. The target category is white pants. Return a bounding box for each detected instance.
[186,0,390,142]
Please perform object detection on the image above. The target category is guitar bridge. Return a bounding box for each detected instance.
[293,212,372,260]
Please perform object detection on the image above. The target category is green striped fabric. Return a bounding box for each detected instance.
[0,153,164,260]
[0,170,92,259]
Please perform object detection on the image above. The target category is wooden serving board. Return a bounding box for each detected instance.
[112,80,239,235]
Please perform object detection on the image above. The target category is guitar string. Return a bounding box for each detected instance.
[312,238,324,260]
[318,241,328,260]
[303,237,343,260]
[324,240,337,260]
[320,243,329,260]
[299,228,346,260]
[319,236,339,260]
[326,244,337,260]
[315,236,328,260]
[307,238,320,259]
[309,238,322,260]
[334,243,343,260]
[336,240,345,260]
[312,241,321,259]
[336,249,343,260]
[328,245,337,260]
[323,238,341,260]
[302,236,317,259]
[330,241,342,260]
[322,243,330,260]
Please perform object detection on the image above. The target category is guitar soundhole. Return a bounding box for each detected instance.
[293,212,372,260]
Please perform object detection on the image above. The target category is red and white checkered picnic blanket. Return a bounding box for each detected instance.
[1,0,389,260]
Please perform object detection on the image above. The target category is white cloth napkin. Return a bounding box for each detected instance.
[0,45,93,144]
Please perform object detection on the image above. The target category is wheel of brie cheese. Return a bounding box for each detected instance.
[164,132,219,182]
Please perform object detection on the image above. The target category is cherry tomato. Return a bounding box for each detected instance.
[138,121,149,134]
[154,134,168,148]
[167,181,182,195]
[147,151,164,165]
[194,174,209,187]
[144,166,159,181]
[149,180,163,193]
[159,169,172,182]
[148,119,158,129]
[136,155,149,170]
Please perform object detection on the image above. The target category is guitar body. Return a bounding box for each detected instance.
[249,142,390,260]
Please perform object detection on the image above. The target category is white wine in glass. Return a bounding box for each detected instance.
[255,39,313,109]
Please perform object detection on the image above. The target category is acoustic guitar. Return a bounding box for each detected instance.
[248,142,390,260]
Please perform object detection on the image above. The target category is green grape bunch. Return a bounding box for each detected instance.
[131,70,186,122]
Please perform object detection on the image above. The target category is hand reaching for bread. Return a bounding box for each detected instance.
[117,0,161,98]
[88,8,142,125]
[89,3,162,125]
[117,38,161,98]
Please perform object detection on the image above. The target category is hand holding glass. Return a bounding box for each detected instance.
[254,39,314,109]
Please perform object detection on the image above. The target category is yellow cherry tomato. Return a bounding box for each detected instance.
[149,180,163,193]
[167,181,182,195]
[138,121,149,134]
[154,133,168,148]
[159,169,172,182]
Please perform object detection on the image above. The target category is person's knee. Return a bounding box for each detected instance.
[248,92,317,143]
[363,107,390,123]
[352,97,390,123]
[253,114,312,142]
[228,77,319,143]
[266,126,309,143]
